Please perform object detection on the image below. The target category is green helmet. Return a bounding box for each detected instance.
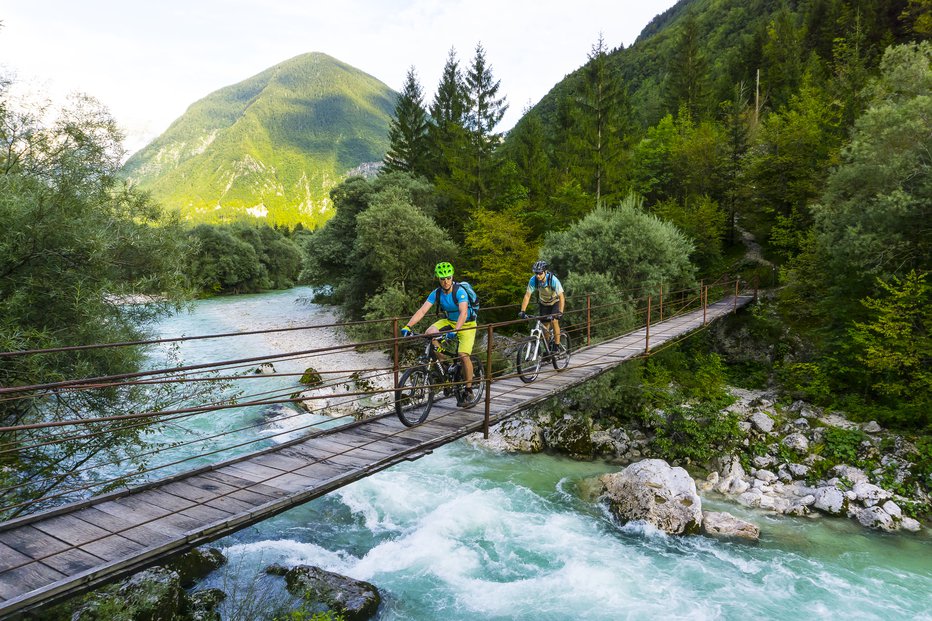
[434,262,454,278]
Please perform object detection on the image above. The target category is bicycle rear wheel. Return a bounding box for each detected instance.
[516,338,543,383]
[454,355,486,408]
[395,366,433,426]
[551,333,572,370]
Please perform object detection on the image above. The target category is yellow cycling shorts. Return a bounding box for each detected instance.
[431,319,478,355]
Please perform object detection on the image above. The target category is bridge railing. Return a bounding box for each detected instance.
[0,275,751,520]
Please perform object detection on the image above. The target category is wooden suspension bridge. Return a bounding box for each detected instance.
[0,287,753,618]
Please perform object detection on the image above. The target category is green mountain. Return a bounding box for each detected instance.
[513,0,908,138]
[122,52,396,228]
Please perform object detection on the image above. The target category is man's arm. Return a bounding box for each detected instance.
[454,300,468,332]
[520,290,532,313]
[405,300,433,330]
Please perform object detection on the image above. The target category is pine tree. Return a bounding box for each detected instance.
[428,48,468,180]
[383,67,431,177]
[665,15,709,119]
[461,43,508,211]
[569,35,631,207]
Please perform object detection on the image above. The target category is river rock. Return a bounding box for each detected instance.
[701,511,760,541]
[544,414,593,458]
[165,547,227,588]
[862,420,882,433]
[881,500,903,519]
[830,465,869,485]
[750,411,775,433]
[279,565,380,621]
[852,482,892,507]
[901,517,921,532]
[600,459,702,535]
[782,432,809,453]
[474,417,544,452]
[856,506,896,531]
[813,487,847,515]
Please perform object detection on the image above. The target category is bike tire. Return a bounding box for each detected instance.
[516,338,543,383]
[454,355,486,408]
[551,332,572,370]
[395,366,433,426]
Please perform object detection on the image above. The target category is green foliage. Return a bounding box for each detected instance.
[544,193,696,299]
[301,173,458,323]
[849,272,931,428]
[0,83,201,511]
[463,207,539,310]
[123,53,396,228]
[383,67,431,177]
[186,223,304,295]
[776,362,833,405]
[650,402,742,464]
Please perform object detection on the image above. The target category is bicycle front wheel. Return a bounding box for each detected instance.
[516,338,543,383]
[551,333,572,370]
[395,366,433,426]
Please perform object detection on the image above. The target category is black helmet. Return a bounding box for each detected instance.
[532,260,548,274]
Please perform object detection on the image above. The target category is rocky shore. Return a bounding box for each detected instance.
[469,387,928,534]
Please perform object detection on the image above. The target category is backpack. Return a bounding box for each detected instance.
[434,281,480,322]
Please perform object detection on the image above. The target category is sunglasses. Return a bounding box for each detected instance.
[535,271,545,275]
[439,276,453,281]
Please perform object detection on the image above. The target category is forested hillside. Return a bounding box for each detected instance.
[304,0,930,430]
[122,52,396,227]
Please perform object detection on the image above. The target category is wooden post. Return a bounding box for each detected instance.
[484,325,493,439]
[392,318,399,391]
[733,278,739,313]
[703,286,708,325]
[645,296,651,353]
[586,294,591,346]
[754,274,759,302]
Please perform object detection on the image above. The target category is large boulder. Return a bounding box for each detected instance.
[600,459,703,535]
[544,414,593,458]
[166,547,227,588]
[274,565,380,621]
[700,511,761,541]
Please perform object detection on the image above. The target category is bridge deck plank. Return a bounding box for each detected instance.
[0,295,753,617]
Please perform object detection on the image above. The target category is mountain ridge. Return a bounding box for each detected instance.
[122,52,396,227]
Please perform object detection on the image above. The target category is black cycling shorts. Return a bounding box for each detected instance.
[538,302,560,319]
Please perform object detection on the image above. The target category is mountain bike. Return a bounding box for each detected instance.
[395,332,485,427]
[516,315,571,383]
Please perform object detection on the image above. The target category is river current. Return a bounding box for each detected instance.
[146,288,932,621]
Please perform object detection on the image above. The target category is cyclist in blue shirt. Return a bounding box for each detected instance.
[401,262,477,403]
[518,260,565,347]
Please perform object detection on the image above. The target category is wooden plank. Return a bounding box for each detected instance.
[250,453,313,473]
[219,462,287,484]
[41,548,105,575]
[71,507,165,548]
[0,562,66,600]
[79,534,143,563]
[0,541,31,572]
[198,471,286,500]
[160,480,226,504]
[32,514,112,547]
[178,503,232,524]
[0,526,70,559]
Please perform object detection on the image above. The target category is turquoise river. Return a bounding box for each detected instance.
[142,288,931,621]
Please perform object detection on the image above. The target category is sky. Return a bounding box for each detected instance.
[0,0,680,156]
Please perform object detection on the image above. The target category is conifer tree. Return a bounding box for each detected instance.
[428,48,470,237]
[569,35,631,207]
[383,67,431,177]
[461,43,508,211]
[665,15,709,119]
[428,48,468,179]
